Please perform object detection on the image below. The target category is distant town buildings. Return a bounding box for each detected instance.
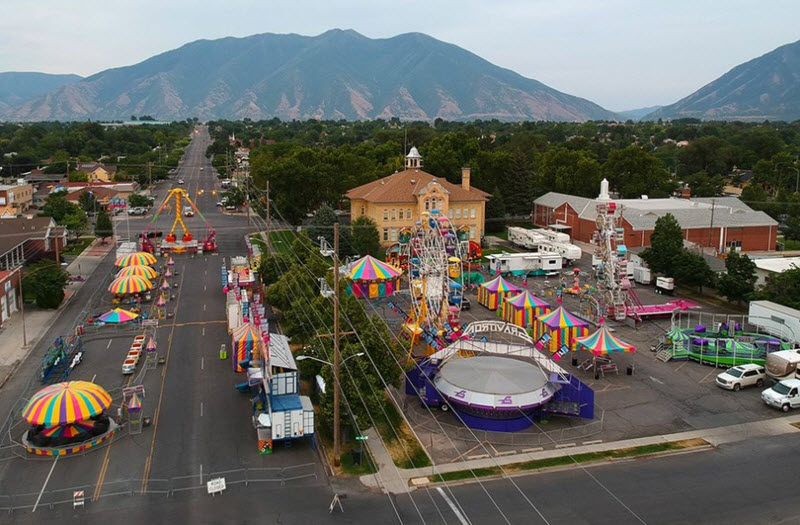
[345,148,490,246]
[76,162,117,183]
[0,183,33,218]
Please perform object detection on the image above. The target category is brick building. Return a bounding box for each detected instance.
[533,188,777,253]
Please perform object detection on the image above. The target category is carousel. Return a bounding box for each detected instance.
[346,255,403,299]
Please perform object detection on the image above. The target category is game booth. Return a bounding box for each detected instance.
[532,306,590,354]
[500,291,550,329]
[21,381,119,456]
[477,275,521,311]
[232,323,263,373]
[346,255,403,299]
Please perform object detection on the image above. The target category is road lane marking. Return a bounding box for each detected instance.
[201,357,204,370]
[436,487,469,525]
[200,402,204,417]
[202,327,205,336]
[93,444,112,501]
[649,376,664,385]
[91,374,96,383]
[204,284,207,291]
[203,304,206,311]
[107,339,113,349]
[32,455,59,513]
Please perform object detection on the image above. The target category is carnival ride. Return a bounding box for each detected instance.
[140,188,216,255]
[400,211,467,355]
[667,323,791,366]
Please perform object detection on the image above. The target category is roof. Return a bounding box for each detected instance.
[535,192,777,230]
[753,257,800,274]
[345,169,490,204]
[0,184,32,192]
[77,162,117,174]
[269,333,296,370]
[270,393,303,412]
[0,217,57,256]
[406,147,422,159]
[63,187,121,202]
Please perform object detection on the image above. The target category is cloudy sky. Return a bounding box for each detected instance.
[0,0,797,111]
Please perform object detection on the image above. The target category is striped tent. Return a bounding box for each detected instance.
[574,326,636,356]
[532,306,590,353]
[346,255,403,298]
[232,323,261,372]
[22,381,112,426]
[477,276,521,311]
[500,291,550,328]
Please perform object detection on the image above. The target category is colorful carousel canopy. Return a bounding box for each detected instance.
[108,275,153,295]
[536,306,589,330]
[127,393,142,412]
[146,337,157,351]
[41,420,96,438]
[666,327,691,342]
[506,291,549,311]
[480,275,521,294]
[117,265,158,280]
[574,326,636,356]
[115,251,157,268]
[97,308,139,323]
[348,255,402,281]
[22,381,112,426]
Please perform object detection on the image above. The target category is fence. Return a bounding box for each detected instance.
[0,463,318,516]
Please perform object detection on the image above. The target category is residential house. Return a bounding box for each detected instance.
[76,162,117,183]
[345,148,490,246]
[0,183,34,217]
[0,217,67,270]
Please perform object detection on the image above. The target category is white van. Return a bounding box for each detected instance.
[184,206,194,217]
[761,378,800,412]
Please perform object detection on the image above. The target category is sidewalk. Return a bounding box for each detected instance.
[0,238,115,390]
[360,413,800,494]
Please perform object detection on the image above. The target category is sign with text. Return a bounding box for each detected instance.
[207,477,226,495]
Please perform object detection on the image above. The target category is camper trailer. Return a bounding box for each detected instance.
[486,252,563,276]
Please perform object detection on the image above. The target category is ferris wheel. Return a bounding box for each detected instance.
[400,211,466,344]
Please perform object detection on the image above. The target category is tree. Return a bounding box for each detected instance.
[753,267,800,310]
[485,186,506,233]
[603,145,675,198]
[94,206,113,243]
[40,192,75,223]
[681,170,725,197]
[308,205,338,249]
[63,209,89,239]
[672,251,715,291]
[639,214,683,276]
[350,216,381,257]
[716,250,757,304]
[784,215,800,241]
[78,191,96,214]
[22,259,70,309]
[127,194,151,208]
[67,171,89,182]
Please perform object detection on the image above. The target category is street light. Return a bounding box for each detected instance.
[775,161,800,193]
[296,353,364,367]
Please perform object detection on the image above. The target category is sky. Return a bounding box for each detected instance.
[0,0,798,112]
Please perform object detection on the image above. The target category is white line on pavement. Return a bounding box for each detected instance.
[107,339,113,349]
[202,327,205,336]
[91,374,96,383]
[201,357,204,370]
[203,304,206,311]
[200,402,204,417]
[32,455,59,513]
[436,487,469,525]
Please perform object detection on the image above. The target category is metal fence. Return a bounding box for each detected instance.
[0,463,318,516]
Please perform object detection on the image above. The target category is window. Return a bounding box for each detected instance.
[391,228,397,241]
[726,240,742,249]
[454,207,461,219]
[383,228,389,241]
[469,227,475,239]
[398,209,404,220]
[425,199,430,211]
[407,208,412,220]
[463,207,468,218]
[383,209,388,221]
[437,198,443,210]
[470,207,476,219]
[360,205,365,216]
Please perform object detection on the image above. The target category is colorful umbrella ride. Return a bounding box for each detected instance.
[574,326,636,356]
[41,419,96,438]
[477,275,521,311]
[115,251,157,268]
[108,275,154,295]
[155,294,167,308]
[22,381,112,427]
[231,323,261,372]
[97,308,139,324]
[164,268,173,278]
[146,336,157,351]
[160,279,170,291]
[127,393,142,412]
[533,306,590,353]
[500,291,550,328]
[116,265,158,280]
[167,256,175,266]
[346,255,403,298]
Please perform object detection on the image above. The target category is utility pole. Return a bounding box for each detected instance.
[708,198,716,253]
[54,226,60,265]
[333,222,341,467]
[148,162,153,189]
[265,180,271,255]
[19,246,26,348]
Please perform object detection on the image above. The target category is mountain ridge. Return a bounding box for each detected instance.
[0,72,82,112]
[1,29,618,122]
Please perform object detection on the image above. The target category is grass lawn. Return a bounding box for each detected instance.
[374,395,431,469]
[491,229,508,240]
[249,234,267,253]
[62,237,94,256]
[269,230,296,255]
[430,438,708,483]
[316,423,377,476]
[780,238,800,251]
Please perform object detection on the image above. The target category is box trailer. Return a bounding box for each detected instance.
[486,252,563,275]
[749,301,800,344]
[633,266,652,285]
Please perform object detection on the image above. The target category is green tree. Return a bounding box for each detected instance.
[485,186,506,233]
[308,205,338,249]
[350,216,381,257]
[753,267,800,310]
[63,208,89,239]
[639,214,683,276]
[127,194,151,208]
[603,145,675,198]
[716,250,757,304]
[672,251,716,291]
[783,215,800,241]
[94,206,113,243]
[681,170,725,197]
[40,192,77,223]
[67,171,89,182]
[78,191,96,214]
[22,259,70,309]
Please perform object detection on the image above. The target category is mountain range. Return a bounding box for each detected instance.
[646,39,800,121]
[0,30,617,122]
[0,72,82,113]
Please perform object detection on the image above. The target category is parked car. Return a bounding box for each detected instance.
[216,201,224,207]
[184,206,194,217]
[461,298,471,310]
[128,207,146,216]
[716,364,766,391]
[178,179,185,185]
[225,204,237,211]
[762,379,800,411]
[200,167,204,171]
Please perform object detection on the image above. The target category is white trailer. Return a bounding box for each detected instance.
[486,251,563,275]
[538,228,571,244]
[633,266,652,285]
[508,227,545,250]
[538,242,582,263]
[749,301,800,344]
[765,349,800,380]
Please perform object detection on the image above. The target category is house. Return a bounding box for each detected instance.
[753,257,800,288]
[345,148,490,246]
[0,268,22,326]
[533,181,778,253]
[0,217,67,270]
[64,186,128,211]
[0,183,34,217]
[76,162,117,183]
[23,169,67,185]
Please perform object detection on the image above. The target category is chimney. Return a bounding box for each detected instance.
[461,167,471,191]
